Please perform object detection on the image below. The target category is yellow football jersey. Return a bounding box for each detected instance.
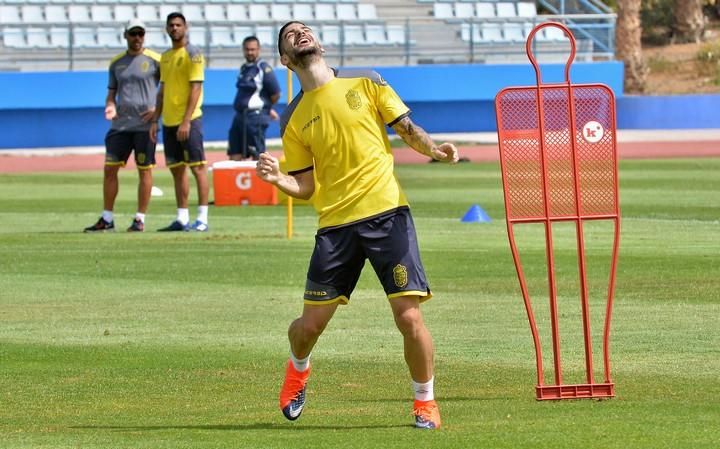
[159,44,204,127]
[281,70,411,230]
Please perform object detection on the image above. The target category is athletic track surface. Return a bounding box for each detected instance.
[1,139,719,173]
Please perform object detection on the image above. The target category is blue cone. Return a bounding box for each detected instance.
[461,204,491,223]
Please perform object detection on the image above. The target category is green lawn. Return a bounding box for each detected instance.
[0,159,718,448]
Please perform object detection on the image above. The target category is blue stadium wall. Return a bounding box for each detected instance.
[0,62,718,150]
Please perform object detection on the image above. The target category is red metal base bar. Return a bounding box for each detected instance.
[536,383,615,400]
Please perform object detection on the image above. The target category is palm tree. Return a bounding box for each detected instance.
[616,0,647,93]
[673,0,705,43]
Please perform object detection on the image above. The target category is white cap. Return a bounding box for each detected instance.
[125,19,146,32]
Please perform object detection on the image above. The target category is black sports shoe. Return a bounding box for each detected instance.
[157,220,189,232]
[84,217,115,233]
[127,219,144,232]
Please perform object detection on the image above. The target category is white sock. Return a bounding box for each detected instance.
[412,376,434,402]
[197,205,209,224]
[102,210,113,223]
[135,212,145,223]
[290,351,310,372]
[177,208,189,225]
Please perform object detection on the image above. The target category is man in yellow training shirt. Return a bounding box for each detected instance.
[256,21,459,429]
[150,12,209,232]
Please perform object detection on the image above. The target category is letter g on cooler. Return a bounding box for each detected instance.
[236,172,252,190]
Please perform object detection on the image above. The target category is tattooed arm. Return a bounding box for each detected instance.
[391,116,459,163]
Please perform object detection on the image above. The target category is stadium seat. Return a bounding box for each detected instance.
[321,24,340,45]
[255,25,273,47]
[292,4,314,21]
[144,27,168,49]
[475,2,495,18]
[315,4,335,20]
[248,4,270,21]
[454,2,474,18]
[210,25,235,47]
[503,22,525,42]
[113,5,135,23]
[204,5,226,22]
[97,26,123,47]
[90,5,113,23]
[270,4,291,22]
[226,5,247,21]
[159,5,182,21]
[189,26,207,47]
[181,4,204,22]
[460,23,481,43]
[517,2,537,18]
[49,26,70,47]
[137,5,160,22]
[365,24,388,45]
[386,24,406,45]
[20,5,43,23]
[2,27,25,47]
[336,4,357,20]
[44,5,69,24]
[68,5,92,23]
[357,4,377,20]
[0,6,22,24]
[73,27,98,48]
[540,26,567,41]
[26,27,50,47]
[433,3,453,19]
[233,25,253,45]
[343,24,365,45]
[495,2,516,18]
[480,23,503,42]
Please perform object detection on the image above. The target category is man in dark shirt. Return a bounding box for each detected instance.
[228,36,281,161]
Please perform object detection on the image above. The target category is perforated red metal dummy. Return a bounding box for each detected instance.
[495,22,620,400]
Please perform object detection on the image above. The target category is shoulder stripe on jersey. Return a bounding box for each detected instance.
[108,51,126,66]
[280,91,304,137]
[143,48,162,62]
[335,68,386,86]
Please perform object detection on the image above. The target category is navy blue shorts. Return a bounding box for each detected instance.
[304,207,432,305]
[227,111,269,159]
[162,118,205,168]
[104,129,156,169]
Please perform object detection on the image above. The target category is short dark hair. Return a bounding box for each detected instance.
[277,21,306,57]
[166,12,186,25]
[243,35,260,47]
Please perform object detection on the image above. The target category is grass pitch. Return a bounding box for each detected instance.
[0,158,718,448]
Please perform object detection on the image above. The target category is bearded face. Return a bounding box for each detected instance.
[281,24,323,68]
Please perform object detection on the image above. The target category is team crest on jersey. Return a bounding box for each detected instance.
[393,264,408,288]
[345,89,362,110]
[176,57,184,67]
[141,61,149,72]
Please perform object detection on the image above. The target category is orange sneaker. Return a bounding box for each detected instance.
[279,360,311,421]
[413,399,441,429]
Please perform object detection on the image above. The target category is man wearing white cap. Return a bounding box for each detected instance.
[84,19,161,233]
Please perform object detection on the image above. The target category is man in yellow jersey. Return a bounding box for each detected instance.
[84,19,161,233]
[150,12,209,232]
[257,21,459,429]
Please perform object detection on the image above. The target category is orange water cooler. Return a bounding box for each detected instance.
[211,161,278,206]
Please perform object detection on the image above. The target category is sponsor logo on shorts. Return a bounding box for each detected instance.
[393,264,408,288]
[304,290,328,297]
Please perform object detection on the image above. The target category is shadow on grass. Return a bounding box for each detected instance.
[71,423,411,432]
